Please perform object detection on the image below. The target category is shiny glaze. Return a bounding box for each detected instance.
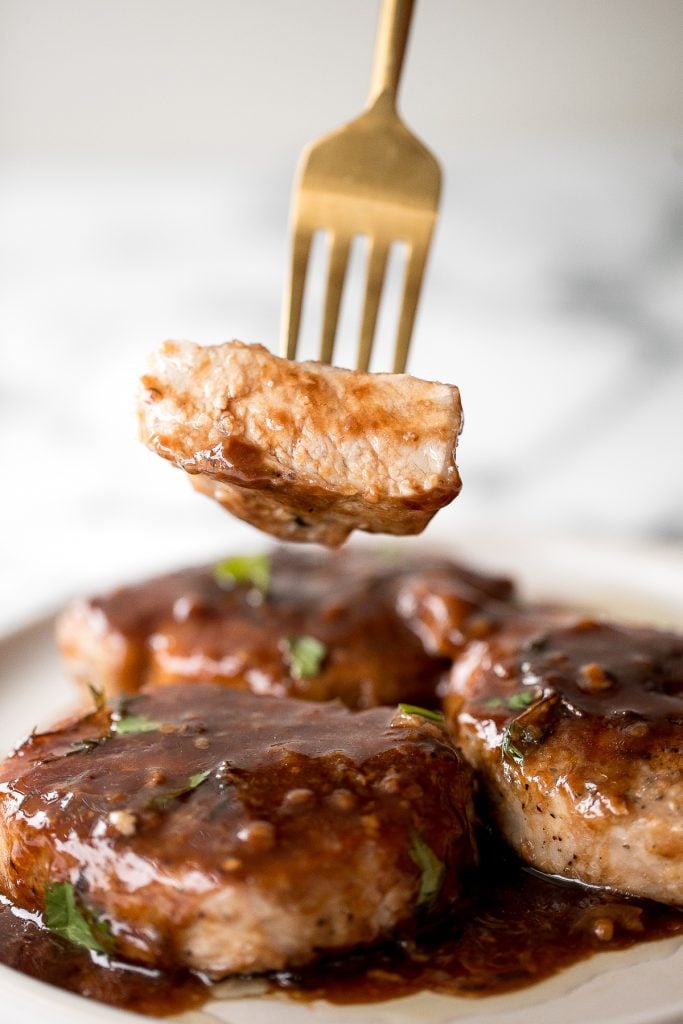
[453,615,683,721]
[8,555,683,1012]
[0,685,476,969]
[138,340,463,544]
[278,833,683,1002]
[445,610,683,906]
[0,896,209,1017]
[448,613,683,776]
[515,620,683,720]
[186,438,275,489]
[0,835,680,1016]
[64,548,514,703]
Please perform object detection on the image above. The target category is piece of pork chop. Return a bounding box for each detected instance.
[56,547,515,705]
[137,340,463,545]
[444,613,683,906]
[0,685,477,976]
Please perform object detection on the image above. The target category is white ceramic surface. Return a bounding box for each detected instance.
[0,534,681,1024]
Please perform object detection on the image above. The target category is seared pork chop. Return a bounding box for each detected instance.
[444,614,683,906]
[137,340,462,545]
[56,547,514,705]
[394,561,516,660]
[0,685,477,976]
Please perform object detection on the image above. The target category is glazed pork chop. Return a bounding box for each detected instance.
[444,613,683,906]
[137,340,463,546]
[56,547,515,705]
[0,685,477,976]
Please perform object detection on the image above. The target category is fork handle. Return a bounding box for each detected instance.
[367,0,415,109]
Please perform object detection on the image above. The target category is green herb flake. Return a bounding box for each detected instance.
[213,554,270,595]
[284,635,327,680]
[44,881,113,954]
[112,714,161,735]
[397,704,444,723]
[507,690,538,710]
[408,833,445,909]
[150,769,212,809]
[501,724,525,765]
[188,769,211,789]
[482,696,503,710]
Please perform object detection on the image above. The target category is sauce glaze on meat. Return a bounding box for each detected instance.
[3,548,682,1016]
[446,614,683,905]
[0,835,680,1017]
[138,340,463,545]
[0,685,477,976]
[56,547,515,705]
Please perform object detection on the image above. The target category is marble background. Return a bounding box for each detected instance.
[1,2,682,633]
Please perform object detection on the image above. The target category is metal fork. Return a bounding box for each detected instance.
[281,0,441,374]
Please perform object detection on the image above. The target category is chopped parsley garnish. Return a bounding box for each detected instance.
[112,713,161,735]
[482,696,503,710]
[188,769,211,789]
[44,881,113,953]
[507,690,538,710]
[501,692,556,764]
[408,833,445,909]
[283,635,327,680]
[397,704,444,723]
[484,691,538,713]
[501,723,525,764]
[213,554,270,595]
[150,769,212,809]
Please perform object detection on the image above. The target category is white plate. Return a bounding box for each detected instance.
[0,534,682,1024]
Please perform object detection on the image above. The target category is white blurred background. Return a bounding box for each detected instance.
[1,0,682,629]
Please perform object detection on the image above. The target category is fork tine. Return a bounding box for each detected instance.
[319,233,351,364]
[392,239,430,373]
[356,238,390,372]
[282,227,313,361]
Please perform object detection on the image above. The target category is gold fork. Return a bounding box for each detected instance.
[281,0,441,374]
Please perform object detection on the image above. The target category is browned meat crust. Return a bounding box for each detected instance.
[0,686,477,976]
[444,613,683,906]
[137,340,463,546]
[56,547,515,706]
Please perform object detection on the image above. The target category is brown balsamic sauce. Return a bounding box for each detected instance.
[74,547,511,708]
[0,899,209,1017]
[275,836,683,1004]
[16,553,683,1013]
[1,836,681,1017]
[518,621,683,721]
